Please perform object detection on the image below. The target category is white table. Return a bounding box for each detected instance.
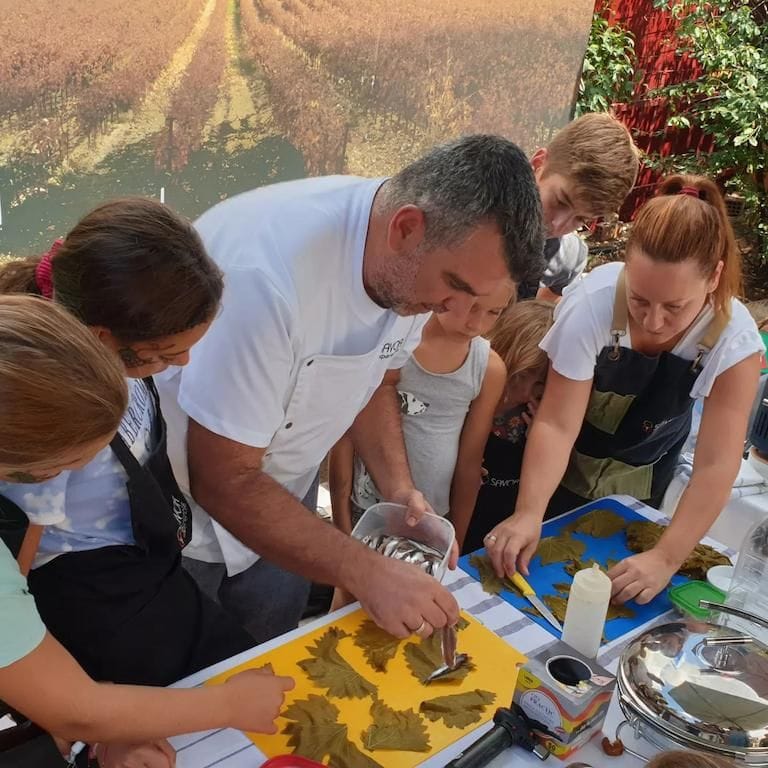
[170,495,733,768]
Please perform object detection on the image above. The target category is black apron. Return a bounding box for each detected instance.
[462,407,528,555]
[549,269,727,517]
[24,378,254,686]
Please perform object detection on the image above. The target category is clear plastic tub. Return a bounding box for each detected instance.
[351,501,455,582]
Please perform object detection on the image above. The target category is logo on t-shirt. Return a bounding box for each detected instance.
[379,338,404,359]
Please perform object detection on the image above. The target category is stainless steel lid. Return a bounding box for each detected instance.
[618,620,768,760]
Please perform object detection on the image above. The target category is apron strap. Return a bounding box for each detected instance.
[609,268,628,360]
[691,308,729,372]
[609,266,728,371]
[109,378,160,471]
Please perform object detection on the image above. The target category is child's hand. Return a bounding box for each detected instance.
[222,668,295,733]
[93,739,175,768]
[521,400,539,429]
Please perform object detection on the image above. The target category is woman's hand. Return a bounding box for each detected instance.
[94,739,175,768]
[608,548,679,605]
[485,512,543,578]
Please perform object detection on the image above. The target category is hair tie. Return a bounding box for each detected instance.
[34,239,63,300]
[679,185,702,199]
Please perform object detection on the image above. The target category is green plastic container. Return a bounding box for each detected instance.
[668,580,726,620]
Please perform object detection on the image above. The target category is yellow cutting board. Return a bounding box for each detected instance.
[206,609,526,767]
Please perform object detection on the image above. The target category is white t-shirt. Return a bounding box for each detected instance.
[0,379,155,567]
[157,176,428,575]
[541,262,763,399]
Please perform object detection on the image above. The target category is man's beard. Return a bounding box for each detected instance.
[367,243,425,315]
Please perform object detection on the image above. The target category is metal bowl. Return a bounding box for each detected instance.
[617,619,768,764]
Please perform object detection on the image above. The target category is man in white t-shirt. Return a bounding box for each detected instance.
[158,135,544,641]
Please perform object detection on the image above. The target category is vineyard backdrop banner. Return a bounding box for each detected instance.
[0,0,594,255]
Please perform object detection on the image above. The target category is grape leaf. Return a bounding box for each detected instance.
[469,553,520,596]
[298,626,377,699]
[569,509,627,538]
[329,738,384,768]
[553,582,571,595]
[361,699,430,752]
[404,635,474,684]
[607,602,636,621]
[535,535,586,566]
[420,689,496,728]
[353,619,401,672]
[282,695,383,768]
[625,521,730,580]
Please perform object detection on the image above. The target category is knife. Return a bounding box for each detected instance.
[510,572,563,632]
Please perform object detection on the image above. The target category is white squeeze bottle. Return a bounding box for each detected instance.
[561,563,612,658]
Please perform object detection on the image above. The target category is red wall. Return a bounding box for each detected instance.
[600,0,712,217]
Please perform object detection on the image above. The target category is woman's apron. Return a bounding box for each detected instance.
[24,379,253,686]
[548,269,727,517]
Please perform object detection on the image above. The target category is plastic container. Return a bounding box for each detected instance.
[706,564,734,593]
[262,757,325,768]
[724,514,768,645]
[561,563,611,658]
[668,580,725,620]
[351,501,455,582]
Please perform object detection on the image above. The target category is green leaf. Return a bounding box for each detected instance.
[535,536,586,566]
[566,509,627,538]
[353,619,401,673]
[420,690,496,729]
[282,696,383,768]
[361,699,430,752]
[298,627,378,699]
[404,634,474,684]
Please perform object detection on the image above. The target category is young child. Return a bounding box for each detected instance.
[0,296,292,768]
[0,198,255,690]
[330,279,514,552]
[462,300,555,554]
[517,112,639,300]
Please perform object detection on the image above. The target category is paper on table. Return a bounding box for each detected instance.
[206,609,526,768]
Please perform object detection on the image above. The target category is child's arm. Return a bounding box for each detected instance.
[0,633,294,743]
[328,433,355,535]
[16,523,43,576]
[449,351,507,549]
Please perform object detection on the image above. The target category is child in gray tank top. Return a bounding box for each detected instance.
[330,279,514,551]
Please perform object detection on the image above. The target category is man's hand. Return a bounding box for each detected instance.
[390,487,458,568]
[354,554,459,638]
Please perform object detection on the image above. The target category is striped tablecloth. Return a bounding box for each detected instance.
[171,495,736,768]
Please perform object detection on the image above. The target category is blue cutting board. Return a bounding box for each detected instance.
[458,497,688,642]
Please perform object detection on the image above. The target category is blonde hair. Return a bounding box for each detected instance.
[0,295,128,470]
[627,174,742,316]
[646,751,736,768]
[544,113,639,217]
[488,299,555,377]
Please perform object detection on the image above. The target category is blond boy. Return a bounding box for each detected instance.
[520,112,639,300]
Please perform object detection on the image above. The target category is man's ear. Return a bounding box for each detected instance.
[386,205,426,253]
[530,147,548,173]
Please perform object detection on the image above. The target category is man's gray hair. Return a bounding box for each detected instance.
[382,135,545,285]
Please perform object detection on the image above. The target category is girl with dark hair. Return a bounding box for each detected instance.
[0,198,256,691]
[0,295,292,768]
[486,175,763,606]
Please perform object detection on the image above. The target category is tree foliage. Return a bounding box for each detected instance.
[651,0,768,260]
